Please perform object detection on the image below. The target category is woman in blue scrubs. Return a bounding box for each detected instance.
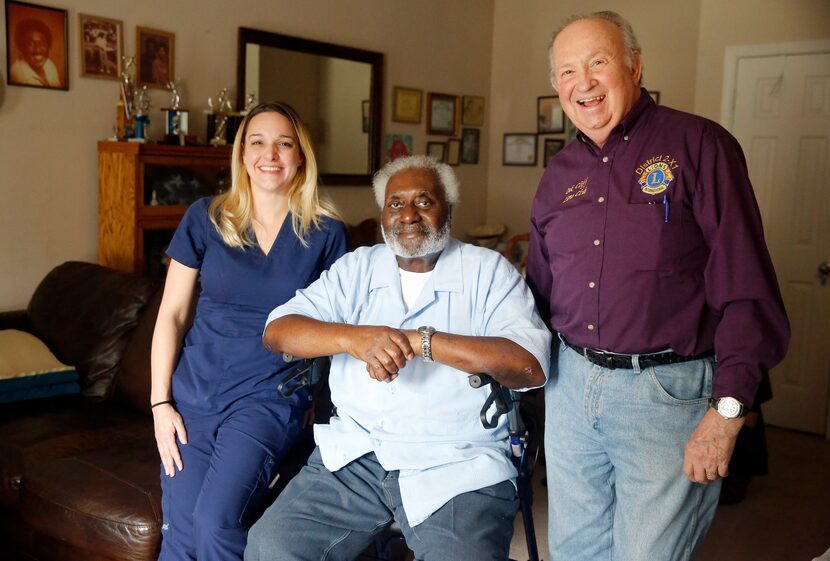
[150,102,347,560]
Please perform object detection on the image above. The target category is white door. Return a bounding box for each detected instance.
[730,51,830,434]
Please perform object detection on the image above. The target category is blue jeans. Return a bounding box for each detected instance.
[245,448,518,561]
[545,343,721,561]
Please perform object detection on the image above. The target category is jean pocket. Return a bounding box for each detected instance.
[646,358,712,406]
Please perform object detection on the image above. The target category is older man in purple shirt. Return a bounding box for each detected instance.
[526,11,789,561]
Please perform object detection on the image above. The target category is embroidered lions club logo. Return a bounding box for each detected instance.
[637,162,674,195]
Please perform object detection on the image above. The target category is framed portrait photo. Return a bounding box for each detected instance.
[426,141,447,163]
[543,138,565,167]
[447,138,461,166]
[503,133,538,166]
[537,95,564,134]
[427,92,459,136]
[5,0,68,90]
[460,128,480,164]
[461,95,485,126]
[393,86,422,124]
[385,134,413,163]
[136,26,174,88]
[649,90,661,104]
[79,13,122,80]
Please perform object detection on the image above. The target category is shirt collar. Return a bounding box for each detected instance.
[576,87,654,146]
[369,238,464,293]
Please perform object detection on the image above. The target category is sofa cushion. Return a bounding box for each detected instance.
[20,435,161,561]
[0,329,79,403]
[27,262,158,400]
[0,405,146,509]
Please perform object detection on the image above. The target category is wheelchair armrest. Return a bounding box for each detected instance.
[277,354,330,398]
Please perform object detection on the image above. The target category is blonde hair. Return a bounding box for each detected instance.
[208,102,341,248]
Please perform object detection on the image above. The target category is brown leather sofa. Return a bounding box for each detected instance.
[0,261,317,560]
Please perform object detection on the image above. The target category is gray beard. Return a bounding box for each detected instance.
[382,221,451,258]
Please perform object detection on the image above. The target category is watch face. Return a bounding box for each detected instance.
[717,397,742,419]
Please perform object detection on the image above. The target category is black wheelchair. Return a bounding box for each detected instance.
[277,356,543,561]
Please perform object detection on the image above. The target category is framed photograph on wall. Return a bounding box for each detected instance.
[543,138,564,167]
[385,134,413,162]
[427,92,459,136]
[461,95,485,126]
[537,95,564,133]
[503,133,537,166]
[447,138,461,166]
[392,86,422,123]
[426,141,447,163]
[136,26,174,88]
[79,13,122,80]
[460,128,480,164]
[5,0,68,90]
[649,90,661,104]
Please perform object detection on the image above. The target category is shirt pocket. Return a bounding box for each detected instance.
[623,189,682,272]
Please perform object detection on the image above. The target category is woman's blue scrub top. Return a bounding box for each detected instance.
[166,198,347,413]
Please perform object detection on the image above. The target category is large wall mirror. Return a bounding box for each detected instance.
[238,28,383,186]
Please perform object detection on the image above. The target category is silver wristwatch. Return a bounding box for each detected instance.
[417,326,436,362]
[711,397,745,419]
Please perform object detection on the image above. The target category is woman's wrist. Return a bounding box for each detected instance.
[151,399,175,409]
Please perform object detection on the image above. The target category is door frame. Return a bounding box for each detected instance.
[721,39,830,438]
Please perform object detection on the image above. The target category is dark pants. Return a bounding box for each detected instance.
[159,400,303,561]
[245,448,518,561]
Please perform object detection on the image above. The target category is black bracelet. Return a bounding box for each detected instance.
[151,399,175,409]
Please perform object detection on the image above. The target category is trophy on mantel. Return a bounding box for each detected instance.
[163,80,189,145]
[115,56,137,140]
[131,85,152,142]
[206,88,234,146]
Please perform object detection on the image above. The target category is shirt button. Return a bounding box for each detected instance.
[593,239,601,246]
[587,324,595,331]
[602,156,609,163]
[623,135,629,141]
[597,196,605,203]
[588,281,596,288]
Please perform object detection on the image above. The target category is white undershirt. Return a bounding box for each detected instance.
[399,268,433,312]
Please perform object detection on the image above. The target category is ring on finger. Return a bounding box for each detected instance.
[705,470,717,480]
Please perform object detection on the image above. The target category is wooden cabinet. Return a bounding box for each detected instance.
[98,141,232,277]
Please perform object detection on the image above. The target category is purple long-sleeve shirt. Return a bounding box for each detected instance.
[526,91,789,405]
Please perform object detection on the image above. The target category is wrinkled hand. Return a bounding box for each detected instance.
[153,403,188,477]
[683,408,744,484]
[342,325,415,382]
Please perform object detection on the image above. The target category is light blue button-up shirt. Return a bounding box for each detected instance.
[266,239,551,525]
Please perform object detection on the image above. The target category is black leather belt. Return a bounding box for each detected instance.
[559,335,713,370]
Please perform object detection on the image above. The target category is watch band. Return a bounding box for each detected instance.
[417,326,436,362]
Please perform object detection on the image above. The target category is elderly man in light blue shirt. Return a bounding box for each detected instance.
[245,155,551,561]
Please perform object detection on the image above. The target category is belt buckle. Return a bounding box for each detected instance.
[587,348,617,370]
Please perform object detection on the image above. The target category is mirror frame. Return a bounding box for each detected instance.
[237,27,383,186]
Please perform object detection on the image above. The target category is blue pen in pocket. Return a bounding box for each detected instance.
[662,194,670,223]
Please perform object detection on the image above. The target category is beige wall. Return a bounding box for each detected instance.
[694,0,830,122]
[0,0,494,310]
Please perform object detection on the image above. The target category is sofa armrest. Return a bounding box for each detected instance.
[0,311,30,333]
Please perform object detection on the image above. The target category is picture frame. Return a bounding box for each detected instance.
[503,133,538,166]
[426,141,447,163]
[649,90,661,104]
[136,26,174,88]
[361,99,370,133]
[427,92,459,136]
[79,13,122,80]
[385,134,413,162]
[461,95,485,126]
[5,0,68,90]
[447,138,461,166]
[392,86,422,124]
[537,95,564,134]
[543,138,565,167]
[460,127,480,164]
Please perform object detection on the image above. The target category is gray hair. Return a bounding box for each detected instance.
[372,155,460,209]
[548,11,642,86]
